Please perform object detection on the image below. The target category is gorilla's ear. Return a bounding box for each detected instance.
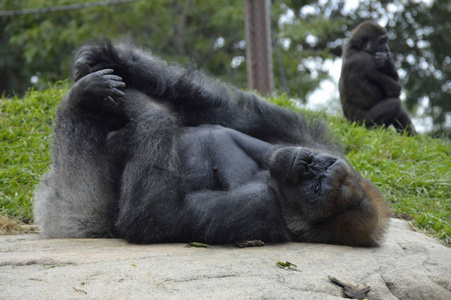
[349,34,368,51]
[358,35,369,50]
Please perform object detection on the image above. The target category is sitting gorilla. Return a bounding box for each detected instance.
[339,21,416,135]
[34,41,389,247]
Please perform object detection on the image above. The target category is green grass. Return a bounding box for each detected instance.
[1,85,66,222]
[1,89,450,245]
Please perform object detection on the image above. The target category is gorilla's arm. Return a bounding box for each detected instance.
[121,180,291,244]
[366,72,402,98]
[375,52,399,80]
[182,185,290,244]
[73,41,330,146]
[367,62,402,98]
[343,53,402,100]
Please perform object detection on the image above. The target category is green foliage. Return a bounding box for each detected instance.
[0,1,345,100]
[0,0,250,94]
[1,0,450,134]
[2,89,449,245]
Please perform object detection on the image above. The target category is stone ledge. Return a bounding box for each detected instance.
[0,218,449,299]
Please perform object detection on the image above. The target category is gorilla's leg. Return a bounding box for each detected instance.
[364,98,416,135]
[364,98,402,127]
[72,41,327,146]
[392,110,417,136]
[34,70,126,238]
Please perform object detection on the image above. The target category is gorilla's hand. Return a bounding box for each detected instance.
[67,69,126,115]
[375,52,391,69]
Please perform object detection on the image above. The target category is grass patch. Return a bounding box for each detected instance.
[1,89,450,244]
[1,85,66,222]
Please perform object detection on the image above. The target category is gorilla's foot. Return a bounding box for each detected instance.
[72,40,119,82]
[73,54,94,81]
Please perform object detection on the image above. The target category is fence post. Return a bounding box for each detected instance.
[244,0,274,96]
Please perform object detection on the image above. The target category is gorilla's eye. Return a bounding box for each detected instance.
[314,176,326,194]
[314,182,321,193]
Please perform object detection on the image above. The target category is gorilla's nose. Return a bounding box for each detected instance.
[298,162,315,179]
[287,148,316,184]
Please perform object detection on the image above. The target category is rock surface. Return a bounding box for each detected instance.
[0,218,450,299]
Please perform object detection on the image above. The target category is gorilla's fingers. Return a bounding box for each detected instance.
[96,69,115,76]
[110,88,126,98]
[94,70,126,91]
[94,69,126,97]
[106,78,126,91]
[104,74,124,83]
[105,96,117,105]
[375,52,390,69]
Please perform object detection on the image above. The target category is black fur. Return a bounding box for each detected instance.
[34,41,389,246]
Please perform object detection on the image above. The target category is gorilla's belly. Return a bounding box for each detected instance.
[178,125,271,192]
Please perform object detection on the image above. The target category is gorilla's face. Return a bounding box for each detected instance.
[269,147,366,234]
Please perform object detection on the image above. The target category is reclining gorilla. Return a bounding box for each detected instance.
[34,41,389,247]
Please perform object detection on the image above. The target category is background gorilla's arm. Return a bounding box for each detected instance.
[73,41,336,149]
[342,52,401,105]
[375,51,399,80]
[367,54,402,98]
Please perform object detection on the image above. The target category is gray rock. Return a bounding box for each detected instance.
[0,218,450,299]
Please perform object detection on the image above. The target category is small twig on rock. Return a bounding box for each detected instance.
[276,261,300,271]
[328,275,370,299]
[73,287,87,295]
[185,242,210,248]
